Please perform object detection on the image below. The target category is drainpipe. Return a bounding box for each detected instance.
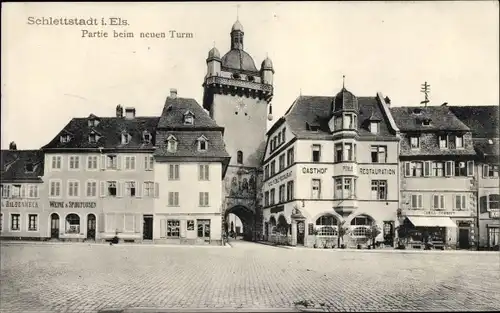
[475,161,480,250]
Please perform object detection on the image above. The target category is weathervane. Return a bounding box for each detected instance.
[420,81,431,107]
[237,4,240,20]
[342,75,346,88]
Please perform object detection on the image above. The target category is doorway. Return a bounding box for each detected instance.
[87,214,96,240]
[383,221,395,246]
[50,213,60,239]
[197,219,211,241]
[458,228,470,249]
[297,221,305,245]
[143,215,153,240]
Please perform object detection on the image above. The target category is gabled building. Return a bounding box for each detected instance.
[41,105,160,242]
[153,89,230,245]
[1,142,46,239]
[390,105,477,250]
[448,105,499,250]
[261,87,400,248]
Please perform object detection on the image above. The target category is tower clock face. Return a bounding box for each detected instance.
[235,98,248,115]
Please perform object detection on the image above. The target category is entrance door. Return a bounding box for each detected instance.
[87,214,96,240]
[197,219,211,241]
[297,221,305,245]
[143,215,153,240]
[383,221,395,246]
[458,228,470,249]
[50,213,59,239]
[264,222,269,241]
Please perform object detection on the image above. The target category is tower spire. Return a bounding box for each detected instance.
[342,75,346,89]
[237,4,240,20]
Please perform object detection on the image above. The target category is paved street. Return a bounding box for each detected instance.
[1,240,499,313]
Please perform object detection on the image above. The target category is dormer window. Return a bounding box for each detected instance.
[88,119,99,127]
[197,135,209,152]
[183,110,195,125]
[439,134,448,149]
[88,131,100,144]
[422,119,431,126]
[455,135,464,149]
[60,134,71,143]
[232,73,241,79]
[410,135,420,149]
[121,132,131,145]
[25,163,34,173]
[247,76,255,82]
[143,131,152,144]
[370,122,379,134]
[166,135,178,153]
[413,108,423,115]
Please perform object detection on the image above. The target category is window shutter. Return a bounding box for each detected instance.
[175,165,180,179]
[117,181,123,197]
[433,195,438,209]
[131,157,136,170]
[454,195,458,210]
[440,196,445,210]
[199,192,203,206]
[418,195,422,208]
[135,214,142,233]
[198,165,203,180]
[445,161,453,177]
[135,181,141,198]
[424,161,431,177]
[160,219,166,238]
[144,156,149,170]
[404,162,411,177]
[116,155,122,170]
[100,155,106,170]
[98,213,105,233]
[115,214,124,232]
[100,181,106,197]
[205,165,210,180]
[154,182,159,198]
[483,165,488,178]
[479,196,488,213]
[467,161,474,176]
[20,185,26,198]
[175,192,179,206]
[168,165,173,180]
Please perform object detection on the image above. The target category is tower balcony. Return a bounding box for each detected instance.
[204,76,273,100]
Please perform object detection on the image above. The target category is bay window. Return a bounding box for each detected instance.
[334,177,356,199]
[334,142,356,163]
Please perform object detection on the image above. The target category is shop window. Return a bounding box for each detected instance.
[317,226,337,236]
[65,214,80,234]
[488,227,499,248]
[316,215,337,226]
[167,220,180,238]
[28,214,38,231]
[351,215,373,226]
[352,226,368,237]
[11,214,20,231]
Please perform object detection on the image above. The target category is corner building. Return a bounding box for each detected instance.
[391,105,478,250]
[261,87,400,248]
[41,106,159,242]
[1,145,46,239]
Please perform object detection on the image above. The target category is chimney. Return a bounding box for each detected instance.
[125,107,136,119]
[384,96,391,106]
[441,102,448,106]
[116,105,124,118]
[170,88,178,99]
[9,141,17,150]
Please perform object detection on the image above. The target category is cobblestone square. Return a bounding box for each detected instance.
[1,241,499,313]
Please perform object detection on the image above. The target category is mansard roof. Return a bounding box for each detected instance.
[0,150,44,183]
[272,93,398,140]
[42,116,159,151]
[447,105,499,138]
[158,96,219,129]
[390,106,470,132]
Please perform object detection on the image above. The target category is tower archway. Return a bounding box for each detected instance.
[224,205,255,241]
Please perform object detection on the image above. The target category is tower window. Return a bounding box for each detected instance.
[237,151,243,164]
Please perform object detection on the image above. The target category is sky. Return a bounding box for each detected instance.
[1,1,499,150]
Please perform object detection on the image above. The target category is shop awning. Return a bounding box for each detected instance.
[406,216,457,228]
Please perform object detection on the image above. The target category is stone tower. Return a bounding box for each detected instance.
[202,19,274,240]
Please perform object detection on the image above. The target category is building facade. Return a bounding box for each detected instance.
[153,89,230,245]
[391,105,478,250]
[1,144,46,240]
[448,106,499,250]
[40,106,159,242]
[202,19,273,240]
[261,88,401,248]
